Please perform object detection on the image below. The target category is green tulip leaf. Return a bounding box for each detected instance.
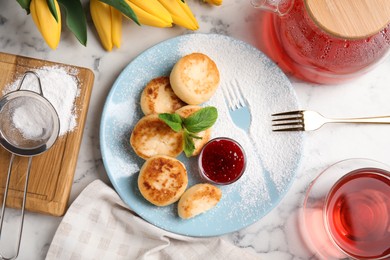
[100,0,140,25]
[16,0,31,14]
[46,0,59,22]
[58,0,87,46]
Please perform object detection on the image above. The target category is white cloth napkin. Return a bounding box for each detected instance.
[46,180,259,260]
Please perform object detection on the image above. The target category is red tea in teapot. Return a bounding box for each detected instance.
[257,0,390,84]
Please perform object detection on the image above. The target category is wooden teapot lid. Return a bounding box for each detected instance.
[305,0,390,39]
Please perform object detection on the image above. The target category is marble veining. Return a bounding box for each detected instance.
[1,0,390,259]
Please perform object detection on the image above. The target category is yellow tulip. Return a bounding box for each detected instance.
[30,0,61,49]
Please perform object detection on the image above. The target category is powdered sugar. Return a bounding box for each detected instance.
[12,97,49,140]
[3,66,80,136]
[177,34,303,210]
[100,34,303,236]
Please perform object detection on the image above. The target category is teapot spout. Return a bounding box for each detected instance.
[251,0,294,16]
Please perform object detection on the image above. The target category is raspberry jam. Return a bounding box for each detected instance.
[198,137,246,185]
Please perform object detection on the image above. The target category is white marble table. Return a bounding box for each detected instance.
[1,0,390,259]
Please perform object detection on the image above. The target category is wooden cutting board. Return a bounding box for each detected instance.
[0,52,94,216]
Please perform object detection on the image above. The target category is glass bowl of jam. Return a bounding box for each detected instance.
[198,137,246,185]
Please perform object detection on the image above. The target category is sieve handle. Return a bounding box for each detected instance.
[17,71,44,96]
[0,154,32,260]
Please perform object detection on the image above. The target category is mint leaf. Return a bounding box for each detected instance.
[188,132,202,140]
[159,107,218,157]
[46,0,59,22]
[183,106,218,133]
[159,113,183,132]
[100,0,140,25]
[183,130,195,157]
[58,0,87,46]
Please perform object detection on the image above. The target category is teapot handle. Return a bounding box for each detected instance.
[251,0,294,16]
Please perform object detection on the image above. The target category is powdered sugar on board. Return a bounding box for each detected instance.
[100,34,304,236]
[3,66,80,136]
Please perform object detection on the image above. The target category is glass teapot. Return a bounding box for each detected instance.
[252,0,390,84]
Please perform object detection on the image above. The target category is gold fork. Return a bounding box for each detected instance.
[272,110,390,131]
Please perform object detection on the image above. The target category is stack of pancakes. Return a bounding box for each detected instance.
[130,53,222,219]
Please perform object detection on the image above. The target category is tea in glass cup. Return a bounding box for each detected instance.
[324,168,390,259]
[302,159,390,259]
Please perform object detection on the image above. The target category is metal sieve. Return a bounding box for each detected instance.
[0,71,60,260]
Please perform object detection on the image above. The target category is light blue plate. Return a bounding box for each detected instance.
[100,33,304,237]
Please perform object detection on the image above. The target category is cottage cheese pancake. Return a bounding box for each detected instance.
[170,53,220,105]
[178,183,222,219]
[138,155,188,206]
[140,76,186,115]
[130,114,183,159]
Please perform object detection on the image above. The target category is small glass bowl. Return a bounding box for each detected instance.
[198,137,246,185]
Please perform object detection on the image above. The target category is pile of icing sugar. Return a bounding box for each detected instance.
[12,97,50,140]
[3,66,80,137]
[176,34,303,216]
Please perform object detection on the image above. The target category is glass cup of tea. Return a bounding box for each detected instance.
[301,158,390,259]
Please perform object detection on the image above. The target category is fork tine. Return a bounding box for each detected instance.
[223,80,247,110]
[222,84,234,110]
[234,79,247,107]
[272,110,305,131]
[272,127,304,132]
[272,116,302,122]
[272,122,303,127]
[272,110,303,116]
[231,86,242,109]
